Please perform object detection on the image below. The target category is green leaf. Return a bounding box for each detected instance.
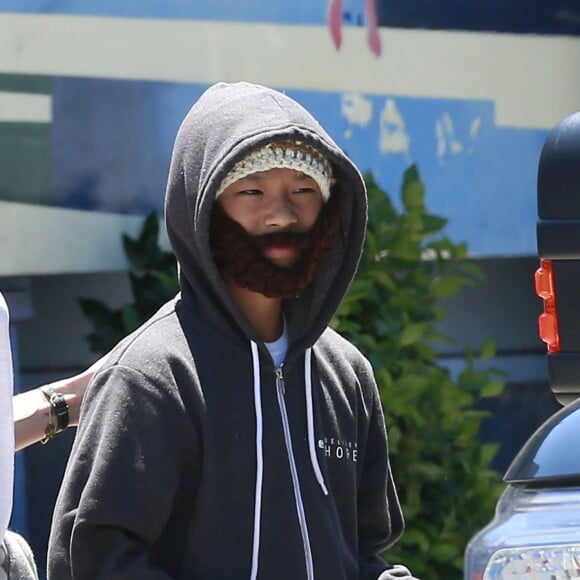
[479,442,500,466]
[121,304,141,333]
[369,269,397,291]
[151,270,179,294]
[399,323,427,346]
[398,529,431,553]
[481,380,504,398]
[431,275,466,299]
[402,180,425,211]
[431,542,459,562]
[421,214,448,234]
[480,338,497,360]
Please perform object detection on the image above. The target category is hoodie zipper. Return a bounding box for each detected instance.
[275,367,315,580]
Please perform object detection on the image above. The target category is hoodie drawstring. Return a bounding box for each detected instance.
[305,348,329,496]
[250,341,263,580]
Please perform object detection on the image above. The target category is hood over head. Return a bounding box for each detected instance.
[165,81,367,356]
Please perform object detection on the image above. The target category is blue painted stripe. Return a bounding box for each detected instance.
[1,0,579,35]
[0,0,327,25]
[42,76,547,255]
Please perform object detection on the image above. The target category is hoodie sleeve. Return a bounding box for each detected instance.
[48,364,198,580]
[357,368,404,580]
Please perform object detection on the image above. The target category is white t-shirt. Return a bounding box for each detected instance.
[0,292,14,543]
[264,321,288,368]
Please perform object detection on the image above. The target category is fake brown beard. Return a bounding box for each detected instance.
[210,192,342,298]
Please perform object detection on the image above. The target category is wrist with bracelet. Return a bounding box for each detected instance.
[39,386,70,444]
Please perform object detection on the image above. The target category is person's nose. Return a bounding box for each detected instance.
[264,195,298,229]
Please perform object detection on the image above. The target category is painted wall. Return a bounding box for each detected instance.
[1,1,580,275]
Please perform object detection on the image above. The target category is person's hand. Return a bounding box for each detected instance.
[378,564,421,579]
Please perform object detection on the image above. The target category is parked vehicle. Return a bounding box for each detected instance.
[464,112,580,579]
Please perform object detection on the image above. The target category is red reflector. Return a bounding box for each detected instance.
[535,264,553,299]
[538,313,558,348]
[535,260,560,353]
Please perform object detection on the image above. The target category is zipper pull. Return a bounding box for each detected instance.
[275,367,285,396]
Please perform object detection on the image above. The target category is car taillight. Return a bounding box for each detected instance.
[536,259,560,353]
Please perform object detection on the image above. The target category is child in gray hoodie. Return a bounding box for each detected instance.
[48,81,417,580]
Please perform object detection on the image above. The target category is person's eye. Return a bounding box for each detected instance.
[293,187,316,194]
[238,189,262,196]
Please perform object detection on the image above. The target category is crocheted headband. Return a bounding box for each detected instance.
[215,141,334,201]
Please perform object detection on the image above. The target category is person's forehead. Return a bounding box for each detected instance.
[239,168,316,182]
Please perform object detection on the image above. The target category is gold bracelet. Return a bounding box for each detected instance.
[39,386,70,444]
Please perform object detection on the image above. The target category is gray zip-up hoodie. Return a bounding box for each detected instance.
[48,82,404,580]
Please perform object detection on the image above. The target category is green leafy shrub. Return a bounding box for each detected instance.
[80,165,504,579]
[331,166,504,578]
